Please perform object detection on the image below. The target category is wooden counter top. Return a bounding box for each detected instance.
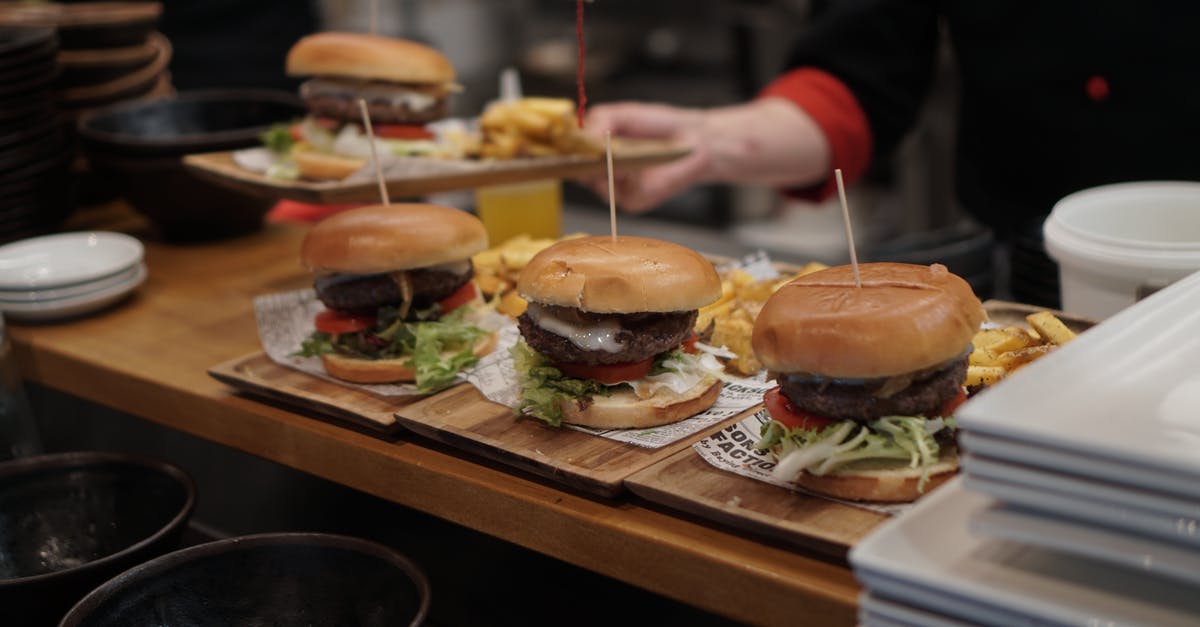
[9,210,860,626]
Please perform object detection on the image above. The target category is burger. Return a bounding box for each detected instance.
[296,203,496,393]
[511,235,726,428]
[264,32,457,180]
[751,262,985,502]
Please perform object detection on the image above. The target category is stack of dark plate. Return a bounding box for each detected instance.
[0,2,171,119]
[0,26,75,244]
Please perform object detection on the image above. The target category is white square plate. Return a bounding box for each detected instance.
[849,478,1200,626]
[969,500,1200,587]
[962,452,1200,545]
[955,270,1200,477]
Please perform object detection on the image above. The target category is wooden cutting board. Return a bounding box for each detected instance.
[208,352,414,434]
[625,448,889,558]
[393,384,746,498]
[624,300,1097,556]
[208,351,747,497]
[183,140,689,204]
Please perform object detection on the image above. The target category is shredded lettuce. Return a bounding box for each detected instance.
[259,123,295,155]
[509,341,611,427]
[757,414,956,492]
[295,306,486,393]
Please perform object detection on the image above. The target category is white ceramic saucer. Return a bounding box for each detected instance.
[0,232,143,290]
[0,263,144,303]
[0,263,146,321]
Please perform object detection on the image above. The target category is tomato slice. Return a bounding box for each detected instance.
[314,310,376,335]
[939,388,968,416]
[555,358,654,384]
[682,331,699,354]
[438,282,478,314]
[763,386,838,432]
[288,124,305,143]
[373,124,435,141]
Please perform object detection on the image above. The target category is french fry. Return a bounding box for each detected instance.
[474,97,600,159]
[1026,311,1077,345]
[993,344,1055,371]
[966,365,1006,388]
[496,291,528,317]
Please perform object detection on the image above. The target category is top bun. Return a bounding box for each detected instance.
[753,263,985,378]
[286,32,456,85]
[517,235,722,313]
[301,203,487,274]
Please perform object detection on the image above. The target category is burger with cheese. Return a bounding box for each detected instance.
[262,32,457,180]
[751,262,985,502]
[511,235,726,428]
[297,203,496,393]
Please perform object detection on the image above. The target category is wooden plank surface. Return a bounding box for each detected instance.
[626,448,888,557]
[207,351,408,434]
[395,383,746,498]
[7,207,861,626]
[183,140,689,204]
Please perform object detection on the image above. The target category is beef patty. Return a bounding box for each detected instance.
[779,356,968,421]
[314,265,472,314]
[518,304,697,366]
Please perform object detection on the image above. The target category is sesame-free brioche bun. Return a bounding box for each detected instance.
[293,150,365,181]
[517,235,722,313]
[558,377,722,429]
[320,331,498,384]
[752,263,985,378]
[301,203,487,275]
[790,443,959,503]
[286,32,456,85]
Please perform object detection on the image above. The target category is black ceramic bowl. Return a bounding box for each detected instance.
[0,452,195,627]
[77,90,305,241]
[61,533,432,627]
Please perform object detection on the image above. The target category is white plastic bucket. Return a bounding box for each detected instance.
[1044,181,1200,319]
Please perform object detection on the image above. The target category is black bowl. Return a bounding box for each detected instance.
[0,452,195,627]
[61,532,432,627]
[77,89,305,241]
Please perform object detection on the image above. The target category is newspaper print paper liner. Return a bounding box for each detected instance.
[254,288,511,396]
[466,324,772,449]
[464,250,785,449]
[694,410,911,516]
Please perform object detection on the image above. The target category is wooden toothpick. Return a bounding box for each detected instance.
[606,131,617,242]
[358,99,389,206]
[835,168,861,288]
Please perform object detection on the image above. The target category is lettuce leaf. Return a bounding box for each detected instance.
[260,123,295,155]
[757,413,956,492]
[294,307,486,393]
[509,341,611,427]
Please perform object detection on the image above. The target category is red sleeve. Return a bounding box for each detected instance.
[758,67,873,202]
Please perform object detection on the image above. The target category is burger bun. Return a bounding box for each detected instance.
[301,203,488,275]
[558,377,722,429]
[518,235,722,313]
[753,262,985,378]
[788,443,960,503]
[286,32,456,85]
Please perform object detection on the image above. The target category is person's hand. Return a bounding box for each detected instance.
[582,98,832,213]
[583,102,712,213]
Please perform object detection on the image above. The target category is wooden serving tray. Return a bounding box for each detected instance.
[183,140,689,204]
[208,351,747,497]
[208,352,411,435]
[623,300,1097,556]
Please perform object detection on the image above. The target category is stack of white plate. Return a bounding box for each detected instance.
[851,269,1200,625]
[0,231,146,321]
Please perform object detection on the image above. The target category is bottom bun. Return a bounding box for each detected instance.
[558,377,722,429]
[294,149,365,180]
[320,332,498,385]
[790,444,960,503]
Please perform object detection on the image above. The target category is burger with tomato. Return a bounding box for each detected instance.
[296,203,496,393]
[263,32,456,180]
[751,262,985,502]
[511,235,726,428]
